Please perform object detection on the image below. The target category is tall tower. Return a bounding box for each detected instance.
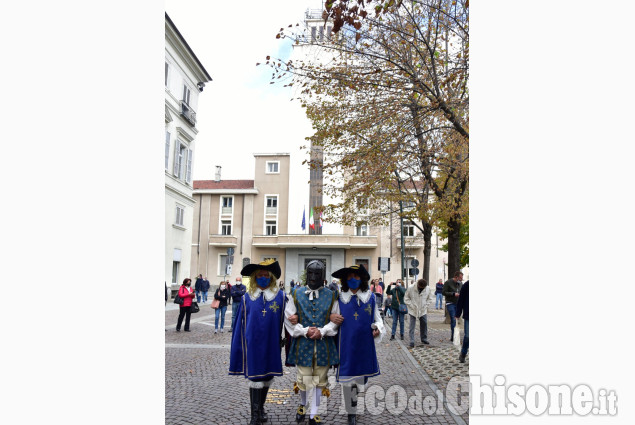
[309,143,323,235]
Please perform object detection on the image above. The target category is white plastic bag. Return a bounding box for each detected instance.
[453,328,461,346]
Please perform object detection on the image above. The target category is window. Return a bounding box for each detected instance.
[318,26,324,41]
[403,200,416,210]
[165,62,169,87]
[221,196,233,215]
[355,258,369,271]
[265,196,278,215]
[311,26,317,42]
[219,254,228,275]
[327,26,332,40]
[266,161,279,174]
[175,204,185,226]
[172,261,179,285]
[355,223,369,236]
[165,131,170,170]
[221,220,232,235]
[182,85,191,105]
[173,142,191,183]
[403,221,415,237]
[266,221,277,236]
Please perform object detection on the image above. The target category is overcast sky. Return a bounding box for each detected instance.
[166,0,331,233]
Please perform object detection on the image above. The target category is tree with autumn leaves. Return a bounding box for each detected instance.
[265,0,468,281]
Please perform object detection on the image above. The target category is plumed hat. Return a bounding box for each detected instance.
[331,264,370,281]
[240,259,281,279]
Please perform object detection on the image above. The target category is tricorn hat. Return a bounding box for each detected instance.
[240,259,281,279]
[332,264,370,281]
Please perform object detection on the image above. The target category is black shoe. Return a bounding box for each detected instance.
[400,335,404,340]
[390,335,395,341]
[259,387,269,422]
[409,342,414,348]
[295,404,306,422]
[176,329,180,332]
[422,340,430,345]
[250,388,263,425]
[347,413,357,425]
[459,354,466,363]
[308,416,322,425]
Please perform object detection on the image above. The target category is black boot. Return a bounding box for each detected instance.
[296,403,306,422]
[259,386,269,422]
[343,384,358,425]
[249,388,262,425]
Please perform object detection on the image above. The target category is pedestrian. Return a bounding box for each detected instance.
[290,279,295,291]
[371,279,383,316]
[328,264,384,425]
[384,294,392,318]
[201,276,210,303]
[455,280,469,362]
[176,278,195,332]
[386,280,406,340]
[378,277,385,292]
[194,274,203,303]
[229,259,286,425]
[213,281,231,333]
[435,278,444,309]
[328,278,340,294]
[279,280,285,292]
[285,260,339,425]
[404,279,433,348]
[443,271,463,342]
[230,277,247,332]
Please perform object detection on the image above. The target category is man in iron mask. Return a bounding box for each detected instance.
[284,260,339,425]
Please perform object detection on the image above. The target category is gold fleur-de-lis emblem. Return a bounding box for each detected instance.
[364,304,372,315]
[269,301,280,312]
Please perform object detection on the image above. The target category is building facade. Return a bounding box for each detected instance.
[165,13,212,294]
[191,154,452,290]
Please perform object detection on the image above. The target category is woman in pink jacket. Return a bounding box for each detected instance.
[176,278,196,332]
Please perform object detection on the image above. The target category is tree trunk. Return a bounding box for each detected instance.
[447,217,461,278]
[422,221,432,285]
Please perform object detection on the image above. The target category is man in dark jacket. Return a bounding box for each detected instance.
[201,276,211,303]
[230,277,247,332]
[194,274,203,303]
[442,271,463,342]
[455,280,469,363]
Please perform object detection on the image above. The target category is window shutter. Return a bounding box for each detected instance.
[173,142,180,176]
[186,148,193,183]
[165,131,170,170]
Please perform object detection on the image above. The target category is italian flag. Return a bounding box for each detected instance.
[309,208,315,230]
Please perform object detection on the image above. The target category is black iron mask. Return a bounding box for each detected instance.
[306,260,325,290]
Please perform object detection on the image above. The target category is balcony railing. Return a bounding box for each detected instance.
[180,101,196,126]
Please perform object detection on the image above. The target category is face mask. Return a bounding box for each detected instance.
[347,278,361,289]
[256,277,270,288]
[220,285,226,290]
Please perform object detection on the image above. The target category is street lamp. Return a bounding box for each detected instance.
[394,170,406,285]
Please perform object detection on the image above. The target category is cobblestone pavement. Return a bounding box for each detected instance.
[384,306,469,424]
[166,301,469,425]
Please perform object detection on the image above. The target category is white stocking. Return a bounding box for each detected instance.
[300,389,307,406]
[310,387,321,418]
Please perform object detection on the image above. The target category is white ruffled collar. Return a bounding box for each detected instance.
[339,289,371,305]
[248,286,279,302]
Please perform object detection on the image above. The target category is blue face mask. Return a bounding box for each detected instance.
[256,277,271,288]
[347,278,361,289]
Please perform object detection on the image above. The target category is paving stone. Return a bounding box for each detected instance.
[166,304,468,424]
